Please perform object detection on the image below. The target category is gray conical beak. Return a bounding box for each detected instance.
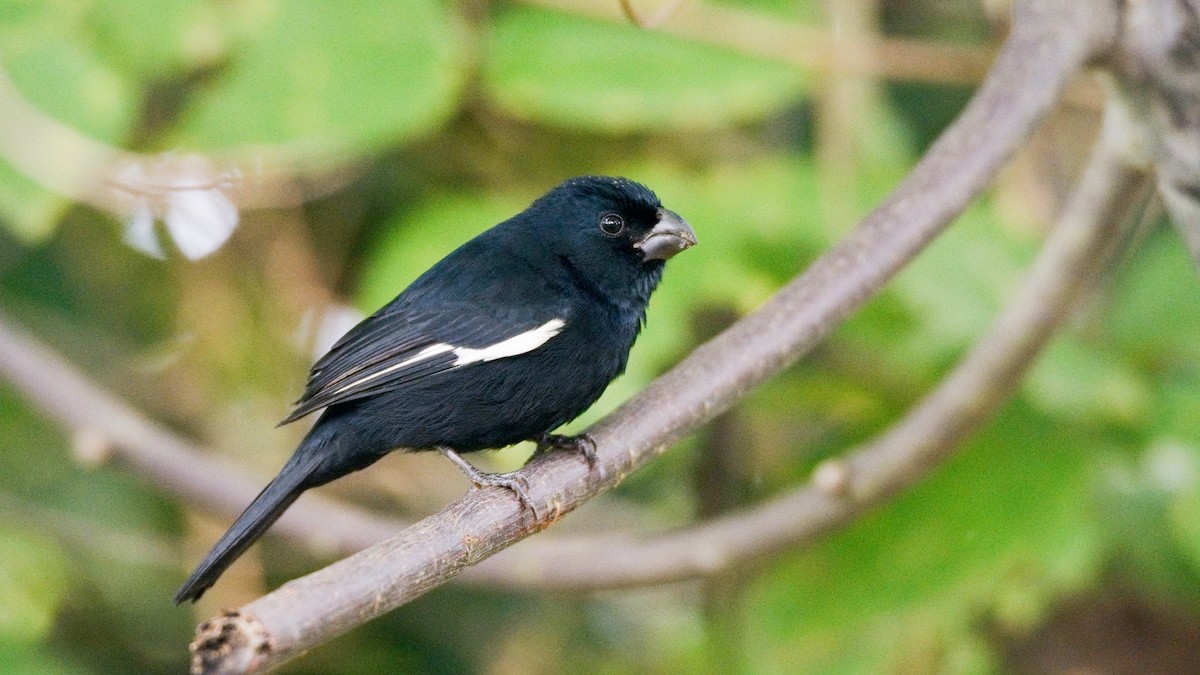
[635,208,697,261]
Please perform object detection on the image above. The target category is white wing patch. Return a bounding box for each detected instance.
[452,318,566,366]
[328,319,565,395]
[332,343,454,394]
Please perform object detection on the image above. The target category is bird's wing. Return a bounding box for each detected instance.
[280,304,568,425]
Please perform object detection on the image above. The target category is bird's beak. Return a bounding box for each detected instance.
[635,208,697,261]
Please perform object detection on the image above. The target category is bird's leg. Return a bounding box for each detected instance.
[533,433,604,479]
[438,447,540,520]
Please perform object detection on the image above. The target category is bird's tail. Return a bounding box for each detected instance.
[173,452,321,604]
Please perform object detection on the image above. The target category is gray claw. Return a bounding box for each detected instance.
[439,447,541,520]
[534,433,603,479]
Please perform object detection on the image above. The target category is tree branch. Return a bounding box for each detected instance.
[0,317,400,559]
[528,0,998,85]
[1102,0,1200,263]
[474,103,1152,589]
[0,68,354,224]
[183,1,1117,671]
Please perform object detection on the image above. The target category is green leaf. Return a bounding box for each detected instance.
[1023,337,1152,425]
[711,0,822,20]
[1172,479,1200,571]
[175,0,468,154]
[0,526,69,646]
[357,194,526,312]
[484,7,806,132]
[843,200,1037,379]
[1096,441,1200,607]
[0,1,83,62]
[0,643,75,675]
[0,162,70,243]
[5,38,136,145]
[1107,228,1200,362]
[0,7,140,242]
[85,0,212,78]
[750,406,1103,673]
[624,158,826,312]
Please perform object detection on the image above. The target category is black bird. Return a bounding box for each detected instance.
[174,176,695,603]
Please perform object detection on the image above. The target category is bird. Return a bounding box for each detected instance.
[174,176,696,603]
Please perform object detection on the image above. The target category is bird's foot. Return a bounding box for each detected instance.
[534,433,604,480]
[439,447,540,520]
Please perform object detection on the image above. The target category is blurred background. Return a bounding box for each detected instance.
[3,0,1200,673]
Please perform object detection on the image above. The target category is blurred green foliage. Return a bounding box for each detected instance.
[485,7,806,131]
[2,0,1200,673]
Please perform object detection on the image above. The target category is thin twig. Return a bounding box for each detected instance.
[0,69,349,218]
[0,317,400,559]
[181,2,1116,670]
[527,0,997,85]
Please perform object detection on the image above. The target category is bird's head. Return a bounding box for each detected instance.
[524,176,696,304]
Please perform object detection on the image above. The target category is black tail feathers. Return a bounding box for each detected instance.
[173,455,319,604]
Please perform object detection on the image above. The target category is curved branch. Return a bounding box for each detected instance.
[0,69,351,221]
[185,2,1117,671]
[0,318,400,559]
[469,105,1153,589]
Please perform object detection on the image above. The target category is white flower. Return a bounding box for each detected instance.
[123,197,163,259]
[163,183,238,259]
[115,154,241,260]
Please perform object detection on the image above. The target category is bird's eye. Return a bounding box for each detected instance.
[598,212,625,236]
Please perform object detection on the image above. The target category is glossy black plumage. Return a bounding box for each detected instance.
[174,176,695,603]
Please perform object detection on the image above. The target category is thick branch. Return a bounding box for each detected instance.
[186,2,1116,671]
[472,105,1152,589]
